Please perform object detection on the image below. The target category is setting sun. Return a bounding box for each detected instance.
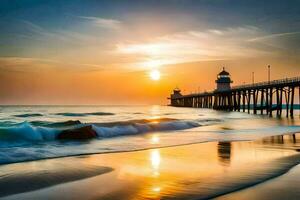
[150,69,161,81]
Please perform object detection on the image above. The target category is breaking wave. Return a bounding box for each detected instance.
[0,118,219,145]
[0,122,60,142]
[92,119,200,137]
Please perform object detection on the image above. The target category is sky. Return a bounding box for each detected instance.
[0,0,300,105]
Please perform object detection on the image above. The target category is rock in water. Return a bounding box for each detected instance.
[57,125,97,140]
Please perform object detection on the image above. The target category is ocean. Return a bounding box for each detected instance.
[0,105,300,165]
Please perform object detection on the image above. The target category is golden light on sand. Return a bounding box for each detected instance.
[150,149,161,170]
[152,186,161,192]
[150,149,161,178]
[150,69,161,81]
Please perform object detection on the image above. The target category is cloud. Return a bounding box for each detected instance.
[248,31,300,42]
[247,31,300,53]
[0,57,104,73]
[18,20,102,47]
[116,26,274,68]
[8,19,300,74]
[79,16,121,29]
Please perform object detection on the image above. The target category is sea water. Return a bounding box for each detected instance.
[0,105,299,165]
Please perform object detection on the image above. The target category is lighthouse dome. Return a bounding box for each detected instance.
[218,68,230,76]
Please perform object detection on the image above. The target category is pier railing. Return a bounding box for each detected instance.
[232,76,300,90]
[180,76,300,98]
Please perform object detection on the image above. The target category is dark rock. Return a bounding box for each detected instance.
[57,125,97,140]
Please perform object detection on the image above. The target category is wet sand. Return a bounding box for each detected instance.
[1,134,300,200]
[215,163,300,200]
[0,161,113,197]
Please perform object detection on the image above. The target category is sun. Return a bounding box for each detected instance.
[150,69,161,81]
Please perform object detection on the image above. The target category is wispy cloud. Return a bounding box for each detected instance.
[79,16,121,29]
[248,31,300,42]
[10,19,300,73]
[0,57,104,73]
[116,26,273,68]
[19,20,101,46]
[247,31,300,53]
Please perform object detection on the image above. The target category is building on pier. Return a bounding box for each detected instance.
[168,87,182,106]
[215,67,232,91]
[171,87,182,99]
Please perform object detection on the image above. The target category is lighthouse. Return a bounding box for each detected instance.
[170,87,182,99]
[168,87,182,106]
[215,67,232,91]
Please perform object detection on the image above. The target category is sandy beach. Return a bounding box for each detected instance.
[0,133,299,200]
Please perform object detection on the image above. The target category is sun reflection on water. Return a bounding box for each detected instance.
[150,105,161,119]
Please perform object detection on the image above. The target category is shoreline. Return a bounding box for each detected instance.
[1,132,300,199]
[1,130,299,166]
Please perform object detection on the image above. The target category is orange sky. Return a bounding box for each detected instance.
[1,1,300,105]
[0,57,299,105]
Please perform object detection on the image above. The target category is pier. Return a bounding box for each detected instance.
[169,68,300,118]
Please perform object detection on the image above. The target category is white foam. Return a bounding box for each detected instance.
[92,125,139,137]
[92,120,200,138]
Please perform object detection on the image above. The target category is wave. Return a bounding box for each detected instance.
[55,112,114,117]
[89,112,115,116]
[92,119,200,137]
[14,113,43,118]
[0,118,215,144]
[0,122,60,142]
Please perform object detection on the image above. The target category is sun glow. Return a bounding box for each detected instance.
[150,69,161,81]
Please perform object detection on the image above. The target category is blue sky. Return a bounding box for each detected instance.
[0,1,299,56]
[0,0,300,104]
[1,0,300,59]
